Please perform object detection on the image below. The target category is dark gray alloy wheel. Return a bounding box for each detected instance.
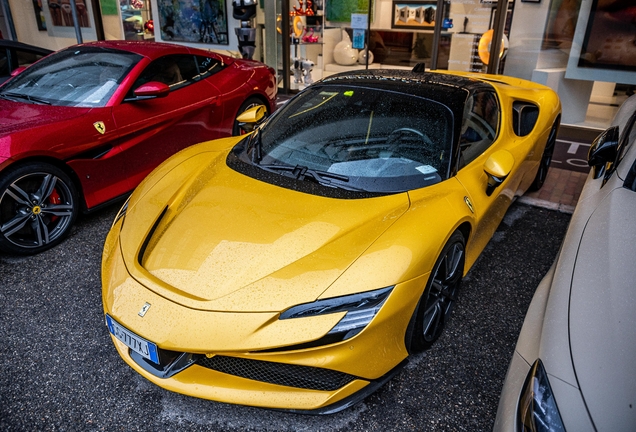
[406,231,465,353]
[0,162,78,254]
[232,97,269,136]
[529,119,560,191]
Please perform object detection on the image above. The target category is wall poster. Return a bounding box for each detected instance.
[157,0,229,44]
[391,1,436,30]
[327,0,373,23]
[42,0,98,40]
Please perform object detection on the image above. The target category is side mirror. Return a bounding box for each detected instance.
[588,125,619,179]
[133,81,170,99]
[236,105,267,133]
[484,150,514,196]
[10,66,27,77]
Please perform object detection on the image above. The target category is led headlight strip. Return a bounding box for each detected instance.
[280,286,393,342]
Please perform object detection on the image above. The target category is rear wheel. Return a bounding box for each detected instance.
[529,120,559,191]
[406,231,465,353]
[0,162,78,254]
[232,97,270,136]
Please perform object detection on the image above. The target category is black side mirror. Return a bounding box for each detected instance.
[588,126,619,179]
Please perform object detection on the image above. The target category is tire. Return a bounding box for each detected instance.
[232,97,269,136]
[406,231,465,353]
[529,119,560,192]
[0,162,79,255]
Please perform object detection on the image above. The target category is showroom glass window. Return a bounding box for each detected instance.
[0,47,141,107]
[459,90,500,167]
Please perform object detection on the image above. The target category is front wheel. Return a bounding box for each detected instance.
[232,97,270,136]
[0,162,79,254]
[406,231,465,353]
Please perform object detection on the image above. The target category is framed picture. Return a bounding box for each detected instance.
[42,0,99,40]
[391,1,436,30]
[32,0,47,31]
[326,0,374,23]
[566,0,636,84]
[158,0,229,45]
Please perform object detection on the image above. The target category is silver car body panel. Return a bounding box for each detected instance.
[494,95,636,432]
[570,185,636,431]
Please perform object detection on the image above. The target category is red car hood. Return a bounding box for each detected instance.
[0,100,91,135]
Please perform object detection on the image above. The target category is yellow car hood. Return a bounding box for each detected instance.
[120,149,410,313]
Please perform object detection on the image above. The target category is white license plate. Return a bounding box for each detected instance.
[106,315,160,364]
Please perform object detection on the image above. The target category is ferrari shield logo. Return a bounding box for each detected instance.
[93,121,106,134]
[138,302,151,317]
[464,196,474,213]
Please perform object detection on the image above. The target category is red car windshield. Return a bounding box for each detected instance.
[0,47,141,107]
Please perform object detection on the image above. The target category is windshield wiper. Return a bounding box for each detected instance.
[258,163,365,191]
[0,92,51,105]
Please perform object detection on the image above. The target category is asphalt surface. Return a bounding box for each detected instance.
[0,202,570,431]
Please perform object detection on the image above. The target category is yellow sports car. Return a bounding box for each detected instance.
[102,69,561,414]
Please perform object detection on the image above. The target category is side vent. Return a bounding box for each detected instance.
[512,102,539,137]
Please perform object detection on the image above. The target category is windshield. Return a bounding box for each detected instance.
[251,84,453,194]
[0,47,141,107]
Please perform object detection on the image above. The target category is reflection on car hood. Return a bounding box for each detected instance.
[0,100,90,135]
[121,149,410,312]
[569,186,636,431]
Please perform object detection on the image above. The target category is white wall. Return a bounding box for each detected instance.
[503,0,551,80]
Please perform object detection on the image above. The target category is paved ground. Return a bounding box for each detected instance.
[0,201,570,431]
[520,125,598,212]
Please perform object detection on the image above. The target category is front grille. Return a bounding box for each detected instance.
[197,355,358,391]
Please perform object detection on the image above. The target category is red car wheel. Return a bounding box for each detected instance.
[0,162,78,255]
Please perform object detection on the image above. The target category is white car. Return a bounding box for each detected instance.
[493,95,636,431]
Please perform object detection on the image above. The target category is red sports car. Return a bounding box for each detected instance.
[0,41,276,254]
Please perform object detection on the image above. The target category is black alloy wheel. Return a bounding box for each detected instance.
[529,119,560,191]
[232,97,269,136]
[0,162,78,254]
[406,231,465,353]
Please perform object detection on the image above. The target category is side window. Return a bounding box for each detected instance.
[459,90,500,167]
[128,55,199,97]
[0,49,9,77]
[16,50,46,68]
[195,55,225,79]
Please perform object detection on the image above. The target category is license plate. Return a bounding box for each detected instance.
[106,315,160,364]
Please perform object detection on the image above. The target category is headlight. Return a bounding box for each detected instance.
[111,196,131,229]
[280,286,393,342]
[517,359,566,432]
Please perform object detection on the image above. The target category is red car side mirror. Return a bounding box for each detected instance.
[133,81,170,99]
[11,67,27,77]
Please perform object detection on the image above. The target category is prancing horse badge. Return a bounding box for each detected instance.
[93,121,106,134]
[138,302,151,317]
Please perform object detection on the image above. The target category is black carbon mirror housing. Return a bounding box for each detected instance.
[588,125,619,179]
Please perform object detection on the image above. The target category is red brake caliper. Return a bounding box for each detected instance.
[48,189,61,222]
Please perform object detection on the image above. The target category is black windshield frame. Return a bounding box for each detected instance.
[230,84,454,197]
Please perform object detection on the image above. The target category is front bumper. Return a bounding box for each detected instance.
[102,219,424,413]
